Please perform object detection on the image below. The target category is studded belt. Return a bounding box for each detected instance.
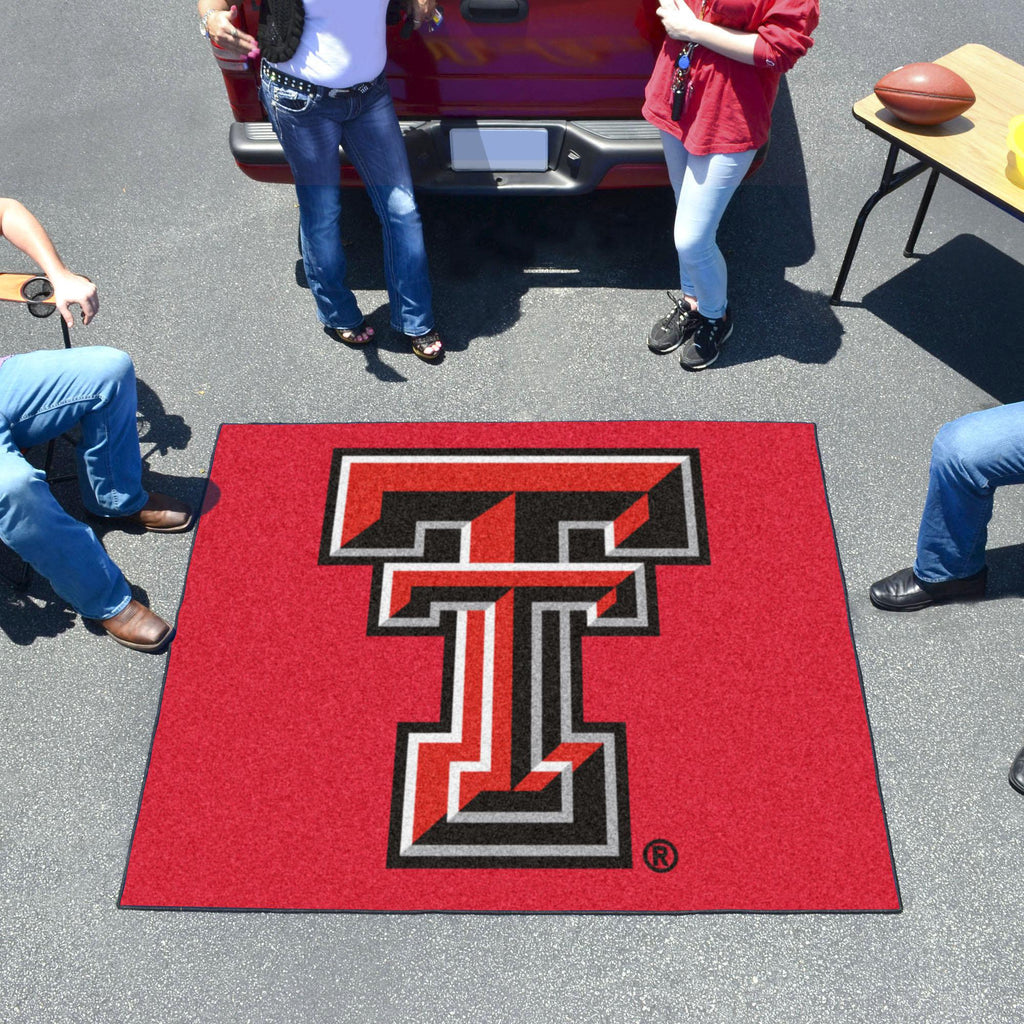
[261,61,379,98]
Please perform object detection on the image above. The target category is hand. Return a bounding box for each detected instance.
[51,270,98,327]
[206,5,260,58]
[656,0,702,43]
[405,0,437,30]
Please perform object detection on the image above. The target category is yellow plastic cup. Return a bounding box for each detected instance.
[1008,115,1024,187]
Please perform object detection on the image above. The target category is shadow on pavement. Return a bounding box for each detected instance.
[719,77,843,368]
[861,234,1024,404]
[985,542,1024,600]
[136,377,192,461]
[0,586,78,646]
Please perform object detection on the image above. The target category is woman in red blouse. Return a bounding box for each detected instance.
[643,0,818,370]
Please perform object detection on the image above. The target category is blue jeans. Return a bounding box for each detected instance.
[0,347,147,618]
[660,132,756,320]
[914,402,1024,582]
[261,69,434,336]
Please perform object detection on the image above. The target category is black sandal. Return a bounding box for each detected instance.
[329,320,375,346]
[405,329,444,362]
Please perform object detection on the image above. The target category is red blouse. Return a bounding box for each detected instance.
[642,0,819,156]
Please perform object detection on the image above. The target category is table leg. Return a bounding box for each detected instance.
[830,143,932,305]
[904,168,940,257]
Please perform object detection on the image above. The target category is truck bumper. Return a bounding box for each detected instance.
[229,118,669,194]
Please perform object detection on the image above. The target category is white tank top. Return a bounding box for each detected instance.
[269,0,390,89]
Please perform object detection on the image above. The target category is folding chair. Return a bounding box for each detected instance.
[0,273,73,589]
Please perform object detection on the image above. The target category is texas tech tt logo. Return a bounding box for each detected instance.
[319,450,709,868]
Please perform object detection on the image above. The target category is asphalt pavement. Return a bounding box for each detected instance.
[1,1,1023,1021]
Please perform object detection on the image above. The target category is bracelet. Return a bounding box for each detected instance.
[199,7,223,40]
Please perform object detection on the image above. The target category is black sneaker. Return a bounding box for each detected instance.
[680,307,733,371]
[647,292,698,354]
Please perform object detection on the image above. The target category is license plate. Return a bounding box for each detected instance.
[449,128,549,172]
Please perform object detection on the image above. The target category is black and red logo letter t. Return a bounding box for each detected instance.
[319,450,708,868]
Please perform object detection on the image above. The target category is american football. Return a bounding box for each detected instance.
[874,62,976,125]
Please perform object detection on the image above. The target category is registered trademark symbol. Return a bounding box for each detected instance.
[643,838,678,873]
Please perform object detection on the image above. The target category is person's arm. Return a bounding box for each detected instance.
[197,1,259,58]
[656,0,817,71]
[0,197,99,326]
[656,0,757,64]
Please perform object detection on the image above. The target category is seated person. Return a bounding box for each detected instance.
[869,401,1023,792]
[0,197,191,652]
[869,402,1023,610]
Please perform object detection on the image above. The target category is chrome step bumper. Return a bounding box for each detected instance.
[229,118,666,194]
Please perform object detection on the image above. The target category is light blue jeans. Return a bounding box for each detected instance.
[660,132,756,320]
[0,346,146,618]
[261,69,434,337]
[914,402,1024,582]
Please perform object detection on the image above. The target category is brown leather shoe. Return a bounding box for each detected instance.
[100,599,173,652]
[121,493,193,533]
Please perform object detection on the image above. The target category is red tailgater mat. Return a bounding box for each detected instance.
[120,422,900,913]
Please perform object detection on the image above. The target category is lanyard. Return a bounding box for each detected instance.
[670,0,709,120]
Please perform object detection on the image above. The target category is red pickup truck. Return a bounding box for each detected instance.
[214,0,671,194]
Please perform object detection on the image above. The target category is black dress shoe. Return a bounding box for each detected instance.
[1010,746,1024,795]
[869,565,987,611]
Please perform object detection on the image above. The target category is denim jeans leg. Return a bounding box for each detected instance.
[661,131,695,295]
[0,350,139,619]
[295,183,365,329]
[342,83,433,335]
[261,80,364,330]
[660,132,755,319]
[0,344,142,614]
[0,433,131,618]
[0,347,147,517]
[914,402,1024,581]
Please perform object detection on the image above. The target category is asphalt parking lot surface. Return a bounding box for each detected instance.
[1,1,1023,1021]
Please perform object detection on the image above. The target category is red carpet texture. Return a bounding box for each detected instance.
[120,422,900,913]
